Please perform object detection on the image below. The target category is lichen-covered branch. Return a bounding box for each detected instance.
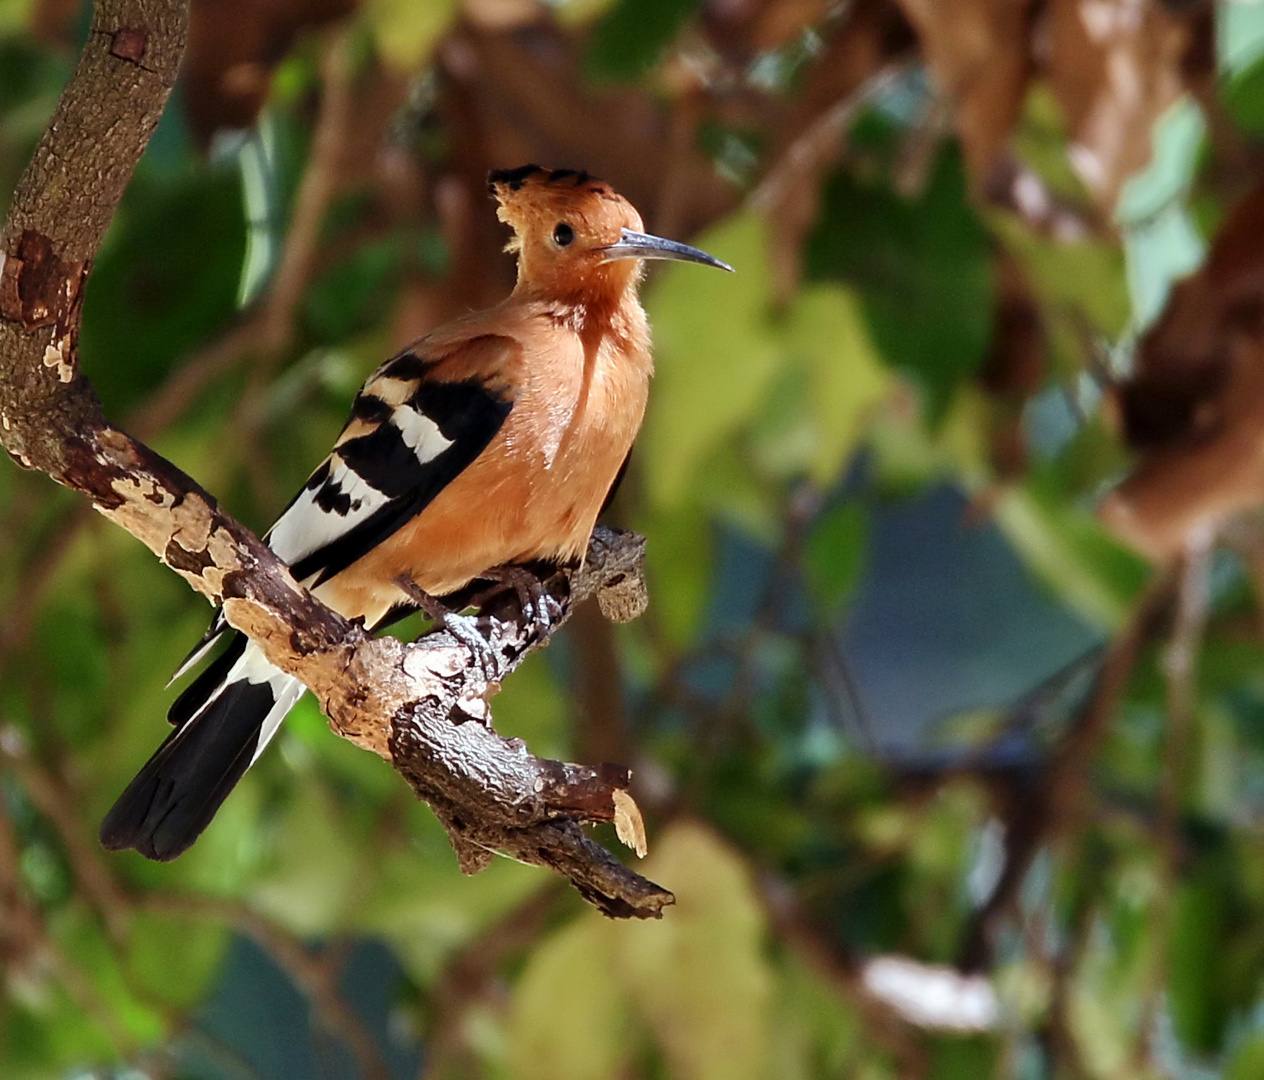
[0,0,671,920]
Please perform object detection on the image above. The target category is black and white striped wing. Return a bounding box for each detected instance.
[170,342,513,685]
[268,345,514,588]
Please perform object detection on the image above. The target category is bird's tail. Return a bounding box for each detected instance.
[100,634,305,861]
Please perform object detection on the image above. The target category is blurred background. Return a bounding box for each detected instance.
[4,0,1264,1077]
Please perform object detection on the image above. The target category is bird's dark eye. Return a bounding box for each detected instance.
[553,222,575,247]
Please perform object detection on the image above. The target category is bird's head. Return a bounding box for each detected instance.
[488,165,731,302]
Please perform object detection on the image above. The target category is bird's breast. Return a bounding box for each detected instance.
[328,324,651,617]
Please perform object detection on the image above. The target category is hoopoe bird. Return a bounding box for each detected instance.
[101,165,731,861]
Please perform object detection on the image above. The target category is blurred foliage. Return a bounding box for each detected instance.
[6,1,1264,1079]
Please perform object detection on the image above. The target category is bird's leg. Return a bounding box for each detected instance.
[392,574,499,679]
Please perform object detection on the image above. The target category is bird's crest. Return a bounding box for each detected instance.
[488,164,634,259]
[488,164,603,194]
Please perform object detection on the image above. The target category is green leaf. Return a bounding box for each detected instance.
[1010,84,1091,205]
[1168,875,1228,1053]
[1117,100,1205,226]
[637,501,713,648]
[52,907,165,1044]
[366,0,457,70]
[994,214,1130,342]
[992,480,1146,631]
[125,910,230,1008]
[642,212,778,508]
[1220,1,1264,76]
[1227,1034,1264,1080]
[508,918,630,1080]
[80,168,245,416]
[249,780,363,935]
[746,362,818,484]
[361,839,545,984]
[1117,99,1207,327]
[788,284,890,487]
[586,0,698,81]
[303,236,405,344]
[747,285,890,489]
[0,0,33,34]
[770,954,859,1079]
[927,1035,997,1080]
[1194,702,1240,823]
[807,148,992,419]
[803,502,868,621]
[612,822,772,1080]
[33,590,109,745]
[697,439,784,541]
[1226,56,1264,137]
[1,984,115,1079]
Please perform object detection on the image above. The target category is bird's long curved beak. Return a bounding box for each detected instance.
[600,229,733,271]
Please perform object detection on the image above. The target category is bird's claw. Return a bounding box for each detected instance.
[442,610,499,681]
[393,573,500,679]
[483,565,560,642]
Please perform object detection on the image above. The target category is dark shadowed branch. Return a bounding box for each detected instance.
[0,0,671,919]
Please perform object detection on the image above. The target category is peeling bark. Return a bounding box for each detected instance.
[0,0,672,919]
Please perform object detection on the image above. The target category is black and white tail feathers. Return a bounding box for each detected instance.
[100,344,514,860]
[99,633,305,861]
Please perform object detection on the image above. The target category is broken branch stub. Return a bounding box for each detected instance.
[0,0,672,919]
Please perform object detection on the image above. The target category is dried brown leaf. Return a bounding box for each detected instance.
[183,0,356,145]
[1043,0,1192,211]
[1101,340,1264,561]
[893,0,1035,189]
[1103,181,1264,560]
[750,0,832,52]
[1121,180,1264,453]
[613,788,648,858]
[979,253,1045,479]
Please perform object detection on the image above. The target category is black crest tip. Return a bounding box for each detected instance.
[547,168,592,186]
[488,164,544,193]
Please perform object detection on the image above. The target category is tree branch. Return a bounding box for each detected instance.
[0,0,672,919]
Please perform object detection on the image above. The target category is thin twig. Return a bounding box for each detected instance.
[956,576,1176,972]
[126,317,261,440]
[758,872,926,1077]
[1136,539,1211,1067]
[1045,576,1177,845]
[1042,844,1098,1080]
[258,29,356,360]
[418,884,564,1080]
[182,1022,271,1080]
[234,27,359,503]
[131,27,358,445]
[147,892,392,1080]
[0,724,131,941]
[0,496,91,660]
[0,796,136,1054]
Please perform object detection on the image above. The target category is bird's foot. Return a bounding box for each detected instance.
[439,610,499,680]
[393,575,499,679]
[480,564,561,641]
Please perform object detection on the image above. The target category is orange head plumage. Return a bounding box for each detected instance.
[488,165,731,302]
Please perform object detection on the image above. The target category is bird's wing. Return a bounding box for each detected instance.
[170,336,515,684]
[267,336,517,589]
